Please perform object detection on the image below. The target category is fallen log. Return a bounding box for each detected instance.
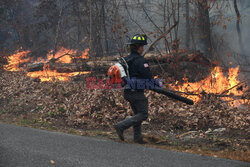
[25,53,211,74]
[26,61,94,73]
[51,64,90,73]
[26,61,111,74]
[26,62,45,72]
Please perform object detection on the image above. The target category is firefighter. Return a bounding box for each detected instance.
[114,34,162,144]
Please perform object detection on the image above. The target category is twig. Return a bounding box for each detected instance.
[48,53,72,63]
[220,81,247,95]
[142,22,178,56]
[53,6,64,58]
[171,90,246,99]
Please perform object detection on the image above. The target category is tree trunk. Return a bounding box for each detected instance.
[196,0,212,58]
[101,0,109,56]
[185,0,190,49]
[233,0,245,55]
[53,5,63,58]
[89,0,93,57]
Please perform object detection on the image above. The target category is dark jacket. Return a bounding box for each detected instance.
[124,51,161,92]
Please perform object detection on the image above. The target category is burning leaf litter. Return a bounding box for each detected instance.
[0,70,248,131]
[169,66,249,107]
[4,48,90,82]
[4,48,249,107]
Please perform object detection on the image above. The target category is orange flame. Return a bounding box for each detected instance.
[27,69,90,82]
[4,50,31,71]
[34,47,89,64]
[45,47,89,64]
[169,66,248,107]
[4,47,90,81]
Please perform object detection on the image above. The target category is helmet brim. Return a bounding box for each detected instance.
[125,42,148,46]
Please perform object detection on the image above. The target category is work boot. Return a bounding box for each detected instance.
[134,137,146,144]
[114,125,124,141]
[133,123,143,144]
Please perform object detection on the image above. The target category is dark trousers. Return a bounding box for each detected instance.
[116,90,148,141]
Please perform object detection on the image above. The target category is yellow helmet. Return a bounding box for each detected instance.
[127,34,148,45]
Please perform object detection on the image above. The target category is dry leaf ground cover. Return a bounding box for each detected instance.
[0,70,249,162]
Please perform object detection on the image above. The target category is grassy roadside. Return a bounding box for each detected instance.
[0,112,249,163]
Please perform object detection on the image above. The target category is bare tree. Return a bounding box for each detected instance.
[101,0,109,55]
[89,0,93,57]
[185,0,190,50]
[233,0,245,55]
[196,0,212,58]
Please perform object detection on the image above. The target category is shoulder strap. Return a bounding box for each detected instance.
[125,55,141,63]
[119,57,130,78]
[117,54,140,78]
[117,55,140,79]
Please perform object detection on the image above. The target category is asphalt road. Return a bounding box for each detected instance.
[0,124,249,167]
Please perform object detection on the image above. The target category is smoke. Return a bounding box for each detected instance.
[212,0,250,64]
